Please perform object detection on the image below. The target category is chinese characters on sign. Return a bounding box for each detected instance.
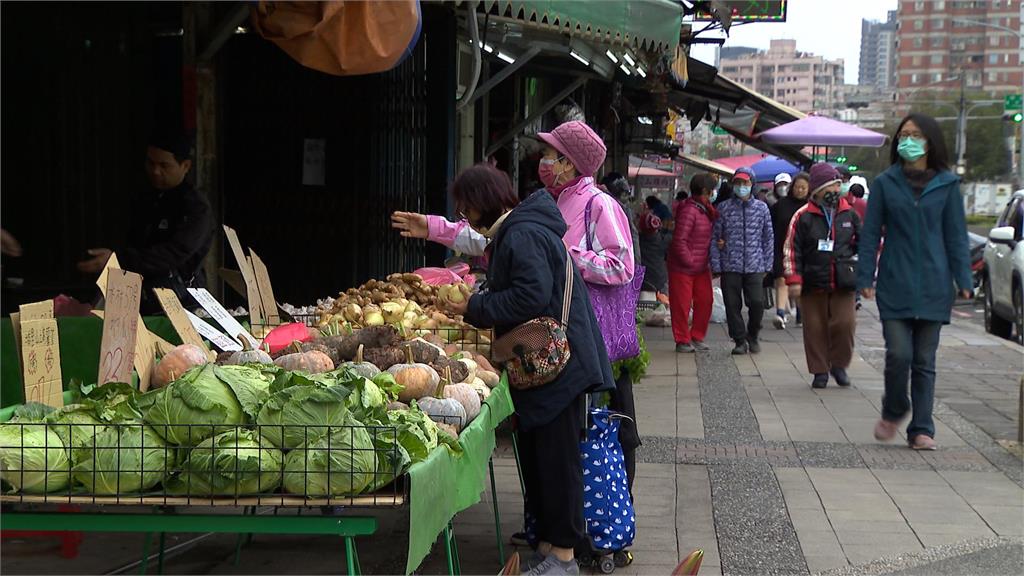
[97,269,143,386]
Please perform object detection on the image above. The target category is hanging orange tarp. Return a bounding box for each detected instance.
[252,1,422,76]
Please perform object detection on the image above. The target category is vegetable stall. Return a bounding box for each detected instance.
[1,270,514,575]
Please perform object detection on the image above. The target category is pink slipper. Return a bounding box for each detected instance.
[910,435,937,450]
[874,419,899,441]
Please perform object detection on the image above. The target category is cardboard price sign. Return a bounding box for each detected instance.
[98,269,143,386]
[250,249,280,326]
[18,300,63,407]
[187,288,260,349]
[153,288,211,355]
[223,225,265,327]
[95,253,158,390]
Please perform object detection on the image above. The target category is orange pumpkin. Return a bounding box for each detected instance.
[153,344,209,388]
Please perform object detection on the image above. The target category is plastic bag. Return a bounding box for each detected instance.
[711,287,726,324]
[644,303,672,327]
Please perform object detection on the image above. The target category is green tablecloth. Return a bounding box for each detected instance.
[406,376,514,574]
[0,316,182,407]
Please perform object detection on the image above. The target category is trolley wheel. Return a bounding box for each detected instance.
[599,555,615,574]
[614,551,633,567]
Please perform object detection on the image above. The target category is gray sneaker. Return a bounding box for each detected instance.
[675,343,695,353]
[524,555,579,576]
[691,340,710,351]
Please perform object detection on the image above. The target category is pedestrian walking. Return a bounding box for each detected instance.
[782,164,861,389]
[771,171,810,329]
[858,113,972,451]
[769,172,792,205]
[639,201,670,297]
[667,173,719,353]
[710,167,774,355]
[846,175,869,222]
[600,172,642,265]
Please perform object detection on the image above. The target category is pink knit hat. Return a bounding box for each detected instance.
[537,120,607,177]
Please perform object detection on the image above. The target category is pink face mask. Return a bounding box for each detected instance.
[538,158,558,188]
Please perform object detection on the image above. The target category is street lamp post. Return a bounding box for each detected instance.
[952,16,1024,186]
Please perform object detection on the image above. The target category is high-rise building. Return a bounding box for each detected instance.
[860,10,898,89]
[718,39,846,115]
[895,0,1022,96]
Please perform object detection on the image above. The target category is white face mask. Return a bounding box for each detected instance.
[776,184,789,197]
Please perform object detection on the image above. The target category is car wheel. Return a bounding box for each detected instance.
[985,276,1013,338]
[1015,283,1023,346]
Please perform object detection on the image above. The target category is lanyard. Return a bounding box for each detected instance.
[823,209,834,241]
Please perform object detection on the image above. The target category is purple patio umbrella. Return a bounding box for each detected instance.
[757,115,888,147]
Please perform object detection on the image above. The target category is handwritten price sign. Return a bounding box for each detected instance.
[98,269,142,385]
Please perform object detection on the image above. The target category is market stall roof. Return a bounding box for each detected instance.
[629,165,678,178]
[667,56,811,168]
[676,152,733,177]
[712,153,769,171]
[467,0,684,54]
[757,115,889,147]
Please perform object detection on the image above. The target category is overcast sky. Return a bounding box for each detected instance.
[689,0,899,85]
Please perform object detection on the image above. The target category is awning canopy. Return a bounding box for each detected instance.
[668,56,812,168]
[472,0,683,54]
[711,153,770,171]
[757,115,889,148]
[676,152,733,177]
[629,165,678,178]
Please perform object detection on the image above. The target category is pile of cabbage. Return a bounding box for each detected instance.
[0,364,459,498]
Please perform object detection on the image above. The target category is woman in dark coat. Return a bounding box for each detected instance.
[442,163,614,575]
[858,114,972,451]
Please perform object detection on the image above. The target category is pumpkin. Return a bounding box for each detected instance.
[387,401,409,411]
[477,369,500,389]
[390,346,440,403]
[274,343,335,374]
[339,344,381,379]
[454,356,478,383]
[153,344,209,388]
[225,337,273,366]
[418,396,467,431]
[474,354,497,374]
[468,379,491,402]
[443,383,481,423]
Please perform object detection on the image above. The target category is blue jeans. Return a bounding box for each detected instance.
[881,319,943,440]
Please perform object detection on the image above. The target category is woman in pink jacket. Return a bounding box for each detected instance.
[667,174,719,352]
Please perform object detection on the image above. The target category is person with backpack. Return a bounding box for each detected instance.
[771,171,810,329]
[710,167,774,354]
[667,173,718,352]
[782,163,861,389]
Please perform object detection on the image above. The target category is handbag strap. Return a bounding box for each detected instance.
[584,193,597,252]
[561,252,574,327]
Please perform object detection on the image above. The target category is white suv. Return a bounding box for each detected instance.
[983,189,1024,344]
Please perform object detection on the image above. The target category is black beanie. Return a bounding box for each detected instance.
[149,130,193,161]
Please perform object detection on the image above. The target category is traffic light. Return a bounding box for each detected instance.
[848,165,859,172]
[836,156,848,163]
[1005,112,1023,123]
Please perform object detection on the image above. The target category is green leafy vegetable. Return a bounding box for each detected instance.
[45,404,109,450]
[11,402,56,422]
[282,413,377,497]
[72,420,173,494]
[141,364,252,446]
[385,403,439,463]
[0,423,71,493]
[169,429,283,496]
[257,385,352,450]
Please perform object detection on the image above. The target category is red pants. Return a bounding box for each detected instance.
[669,270,713,344]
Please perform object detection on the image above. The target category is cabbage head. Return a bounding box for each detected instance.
[283,414,377,497]
[170,429,283,496]
[0,423,71,493]
[141,364,247,446]
[72,421,174,494]
[46,404,109,451]
[257,385,351,450]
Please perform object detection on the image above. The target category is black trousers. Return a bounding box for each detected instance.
[518,395,587,549]
[608,369,640,499]
[721,272,766,343]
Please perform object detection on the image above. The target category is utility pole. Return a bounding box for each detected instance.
[957,74,967,174]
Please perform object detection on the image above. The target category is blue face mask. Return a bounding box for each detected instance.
[839,182,851,197]
[735,186,752,199]
[897,136,927,162]
[710,190,719,203]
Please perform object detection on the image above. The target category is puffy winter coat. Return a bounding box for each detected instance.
[770,196,807,278]
[465,190,614,431]
[709,197,774,274]
[782,198,861,292]
[667,198,716,275]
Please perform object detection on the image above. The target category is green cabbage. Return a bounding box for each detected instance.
[141,364,270,446]
[0,423,71,494]
[257,385,352,450]
[386,404,439,463]
[72,420,173,494]
[45,404,109,450]
[169,429,283,496]
[282,415,377,497]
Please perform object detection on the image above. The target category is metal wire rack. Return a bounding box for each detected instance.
[0,422,417,508]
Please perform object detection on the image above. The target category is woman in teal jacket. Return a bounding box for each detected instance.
[857,113,972,451]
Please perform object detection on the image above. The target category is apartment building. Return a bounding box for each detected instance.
[719,39,846,115]
[896,0,1022,95]
[860,10,899,89]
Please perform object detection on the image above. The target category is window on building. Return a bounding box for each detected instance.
[931,37,944,47]
[933,73,943,82]
[914,19,925,30]
[967,36,981,46]
[990,36,1000,47]
[931,54,943,64]
[967,72,982,87]
[1006,54,1013,64]
[914,38,924,48]
[913,55,922,65]
[953,19,969,28]
[936,0,945,8]
[988,72,998,82]
[911,73,920,84]
[915,0,925,9]
[934,19,944,30]
[989,53,1000,64]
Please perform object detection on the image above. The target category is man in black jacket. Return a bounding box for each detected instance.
[78,133,214,313]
